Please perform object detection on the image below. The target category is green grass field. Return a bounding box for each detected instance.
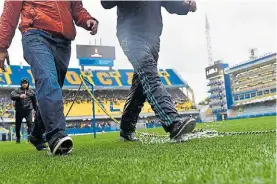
[0,116,276,184]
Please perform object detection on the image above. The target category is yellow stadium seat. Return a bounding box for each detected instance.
[64,100,194,117]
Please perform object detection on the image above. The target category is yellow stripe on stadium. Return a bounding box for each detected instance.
[159,70,172,85]
[0,67,12,85]
[109,71,122,86]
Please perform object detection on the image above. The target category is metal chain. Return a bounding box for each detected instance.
[136,129,276,138]
[214,129,276,136]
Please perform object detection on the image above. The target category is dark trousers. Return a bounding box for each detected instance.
[119,35,182,133]
[22,30,71,142]
[0,117,3,127]
[15,110,33,140]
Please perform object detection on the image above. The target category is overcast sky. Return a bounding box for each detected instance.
[0,0,276,103]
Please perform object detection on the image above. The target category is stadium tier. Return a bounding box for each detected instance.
[63,96,193,117]
[225,53,276,119]
[205,53,276,121]
[0,65,197,121]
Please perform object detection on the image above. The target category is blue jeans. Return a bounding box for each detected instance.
[22,30,71,142]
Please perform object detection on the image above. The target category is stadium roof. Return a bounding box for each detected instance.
[225,53,276,74]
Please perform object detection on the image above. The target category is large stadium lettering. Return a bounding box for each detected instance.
[0,67,12,85]
[80,71,95,86]
[159,70,172,85]
[126,72,133,85]
[0,66,187,87]
[109,71,122,86]
[206,68,218,76]
[97,72,112,85]
[0,73,5,84]
[110,101,120,112]
[66,71,81,84]
[27,69,35,84]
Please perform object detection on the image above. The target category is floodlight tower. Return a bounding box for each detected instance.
[205,14,213,66]
[204,14,233,121]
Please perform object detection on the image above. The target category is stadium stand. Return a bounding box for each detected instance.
[225,53,276,119]
[0,65,198,125]
[0,88,194,118]
[231,100,275,117]
[0,66,200,138]
[64,89,193,117]
[0,89,14,118]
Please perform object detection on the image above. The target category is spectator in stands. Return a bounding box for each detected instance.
[0,1,98,155]
[0,105,4,126]
[11,78,36,143]
[101,1,197,141]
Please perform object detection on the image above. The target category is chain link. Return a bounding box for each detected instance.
[136,129,276,138]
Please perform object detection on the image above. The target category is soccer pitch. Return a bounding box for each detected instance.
[0,116,276,184]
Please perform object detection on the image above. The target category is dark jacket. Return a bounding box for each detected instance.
[11,80,37,111]
[101,1,190,40]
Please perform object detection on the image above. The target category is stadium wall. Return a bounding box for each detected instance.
[224,74,233,109]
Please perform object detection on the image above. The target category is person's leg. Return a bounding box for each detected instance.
[15,111,23,143]
[24,110,33,135]
[31,110,45,140]
[53,39,71,88]
[120,73,146,140]
[22,32,72,154]
[48,35,72,153]
[119,36,196,139]
[120,37,181,126]
[0,117,4,127]
[22,32,63,140]
[28,110,48,151]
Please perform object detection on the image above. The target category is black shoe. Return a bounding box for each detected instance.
[48,133,73,156]
[29,135,48,151]
[16,139,20,144]
[120,130,139,142]
[169,117,196,140]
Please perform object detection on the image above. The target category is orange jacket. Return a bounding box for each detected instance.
[0,0,97,50]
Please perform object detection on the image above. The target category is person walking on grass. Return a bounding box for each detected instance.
[0,0,98,155]
[101,0,197,141]
[11,78,36,144]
